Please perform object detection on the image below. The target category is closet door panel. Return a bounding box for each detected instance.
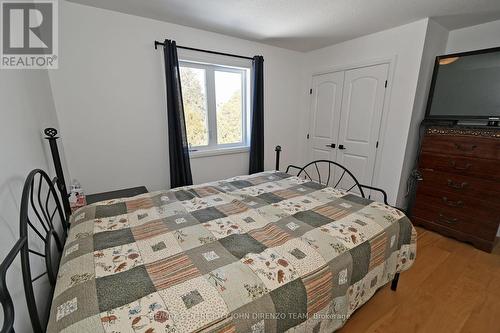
[308,71,345,164]
[336,64,388,186]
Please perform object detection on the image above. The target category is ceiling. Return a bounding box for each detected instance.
[67,0,500,52]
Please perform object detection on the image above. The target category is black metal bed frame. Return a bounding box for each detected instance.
[0,169,69,333]
[274,146,400,290]
[274,146,390,205]
[286,161,389,205]
[1,129,70,333]
[0,136,400,333]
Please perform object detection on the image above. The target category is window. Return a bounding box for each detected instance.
[180,61,250,156]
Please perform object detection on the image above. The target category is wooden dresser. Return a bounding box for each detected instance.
[412,126,500,252]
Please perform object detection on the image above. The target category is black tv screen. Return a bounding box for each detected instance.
[426,47,500,120]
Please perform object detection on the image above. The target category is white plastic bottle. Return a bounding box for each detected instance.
[69,179,86,208]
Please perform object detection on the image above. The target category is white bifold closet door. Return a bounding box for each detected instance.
[309,71,344,163]
[308,63,388,189]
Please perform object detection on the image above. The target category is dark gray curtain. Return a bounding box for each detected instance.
[249,56,264,174]
[163,39,193,187]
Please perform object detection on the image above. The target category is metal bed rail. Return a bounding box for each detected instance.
[277,149,389,206]
[0,168,69,333]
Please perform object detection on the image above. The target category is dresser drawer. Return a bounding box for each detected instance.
[418,169,500,205]
[412,201,498,241]
[419,152,500,182]
[414,187,500,228]
[421,135,500,160]
[412,216,498,252]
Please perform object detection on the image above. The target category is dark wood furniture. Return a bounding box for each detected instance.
[86,186,148,204]
[412,126,500,252]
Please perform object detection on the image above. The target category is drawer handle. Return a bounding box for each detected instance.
[450,161,472,171]
[454,143,477,152]
[438,213,459,224]
[442,197,463,207]
[446,179,468,189]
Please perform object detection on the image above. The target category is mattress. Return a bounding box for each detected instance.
[47,171,416,332]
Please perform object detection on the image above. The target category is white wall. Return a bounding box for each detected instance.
[49,1,304,194]
[0,69,59,332]
[447,19,500,53]
[398,19,449,208]
[298,19,429,206]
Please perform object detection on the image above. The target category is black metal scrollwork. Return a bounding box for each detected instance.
[285,160,389,205]
[0,169,68,333]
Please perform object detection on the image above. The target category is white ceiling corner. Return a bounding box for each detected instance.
[66,0,500,52]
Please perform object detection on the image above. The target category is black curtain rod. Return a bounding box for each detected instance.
[154,40,254,61]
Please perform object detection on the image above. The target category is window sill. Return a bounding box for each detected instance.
[189,146,250,159]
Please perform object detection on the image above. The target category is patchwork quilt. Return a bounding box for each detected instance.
[47,171,416,333]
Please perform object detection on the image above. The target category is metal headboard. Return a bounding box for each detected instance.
[0,169,69,333]
[274,146,389,205]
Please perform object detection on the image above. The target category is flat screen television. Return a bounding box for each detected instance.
[425,46,500,121]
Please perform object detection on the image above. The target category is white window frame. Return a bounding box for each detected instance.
[179,60,251,158]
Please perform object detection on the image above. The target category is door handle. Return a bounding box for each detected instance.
[325,144,336,148]
[447,179,468,190]
[450,161,471,171]
[442,197,463,208]
[438,213,459,224]
[454,143,477,152]
[338,145,346,150]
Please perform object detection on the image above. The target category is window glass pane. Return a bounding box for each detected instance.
[215,71,243,145]
[180,66,209,147]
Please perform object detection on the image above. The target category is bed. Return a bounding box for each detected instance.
[0,132,416,333]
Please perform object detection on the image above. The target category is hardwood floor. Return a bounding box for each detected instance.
[338,227,500,333]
